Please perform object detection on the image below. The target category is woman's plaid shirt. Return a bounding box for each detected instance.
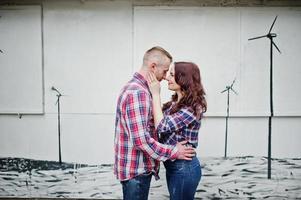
[114,73,178,181]
[157,104,201,148]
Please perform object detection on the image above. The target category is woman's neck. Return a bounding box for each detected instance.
[176,90,183,102]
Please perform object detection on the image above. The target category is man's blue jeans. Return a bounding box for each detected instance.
[164,156,202,200]
[121,172,152,200]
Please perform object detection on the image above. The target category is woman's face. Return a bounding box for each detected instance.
[166,65,181,92]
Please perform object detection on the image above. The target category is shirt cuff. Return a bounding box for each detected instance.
[170,145,178,160]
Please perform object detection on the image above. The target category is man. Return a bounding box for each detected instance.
[114,46,195,200]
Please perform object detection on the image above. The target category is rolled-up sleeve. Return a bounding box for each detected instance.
[124,90,178,161]
[157,108,196,135]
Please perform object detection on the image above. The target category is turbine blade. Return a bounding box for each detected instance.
[231,88,238,95]
[230,78,236,88]
[51,86,62,95]
[272,41,281,54]
[268,16,278,34]
[248,35,267,41]
[221,88,228,93]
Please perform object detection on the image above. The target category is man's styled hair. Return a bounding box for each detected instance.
[145,46,172,62]
[143,46,173,67]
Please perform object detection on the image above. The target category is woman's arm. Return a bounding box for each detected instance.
[152,92,164,128]
[147,72,164,128]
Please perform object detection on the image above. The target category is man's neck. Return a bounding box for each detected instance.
[138,68,148,80]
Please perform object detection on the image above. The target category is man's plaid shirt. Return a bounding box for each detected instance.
[114,72,178,181]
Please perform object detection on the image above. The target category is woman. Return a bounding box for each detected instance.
[147,61,207,200]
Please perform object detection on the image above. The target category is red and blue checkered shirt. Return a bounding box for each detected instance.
[114,72,178,181]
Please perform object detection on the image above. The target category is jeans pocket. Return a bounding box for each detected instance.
[165,161,185,174]
[176,163,185,172]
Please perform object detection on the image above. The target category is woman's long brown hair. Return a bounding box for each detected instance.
[162,62,207,119]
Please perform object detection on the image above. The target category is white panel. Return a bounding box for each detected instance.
[43,0,132,114]
[60,114,115,164]
[241,8,301,117]
[227,118,268,156]
[240,10,273,116]
[198,117,226,157]
[273,117,301,157]
[0,6,43,114]
[0,114,57,161]
[0,114,115,164]
[198,117,268,157]
[273,10,301,116]
[199,117,301,158]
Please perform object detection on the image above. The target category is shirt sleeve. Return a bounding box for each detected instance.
[124,90,178,161]
[157,107,196,135]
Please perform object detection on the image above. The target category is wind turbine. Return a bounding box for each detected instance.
[248,16,281,179]
[221,78,238,158]
[52,86,64,164]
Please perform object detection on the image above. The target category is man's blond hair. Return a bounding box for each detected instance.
[143,46,173,67]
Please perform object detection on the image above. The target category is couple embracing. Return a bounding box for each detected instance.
[114,46,207,200]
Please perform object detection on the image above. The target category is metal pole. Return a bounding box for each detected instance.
[268,37,274,179]
[58,95,62,164]
[224,90,230,158]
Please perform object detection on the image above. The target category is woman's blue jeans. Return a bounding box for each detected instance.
[164,156,202,200]
[121,172,152,200]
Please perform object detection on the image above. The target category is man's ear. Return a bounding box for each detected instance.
[150,63,156,72]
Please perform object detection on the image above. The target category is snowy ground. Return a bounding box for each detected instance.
[0,156,300,199]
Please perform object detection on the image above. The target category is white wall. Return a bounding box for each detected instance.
[0,6,43,113]
[0,0,300,164]
[134,6,301,116]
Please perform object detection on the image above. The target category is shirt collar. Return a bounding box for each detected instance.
[133,72,150,91]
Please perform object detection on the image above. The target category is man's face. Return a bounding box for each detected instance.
[153,60,171,82]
